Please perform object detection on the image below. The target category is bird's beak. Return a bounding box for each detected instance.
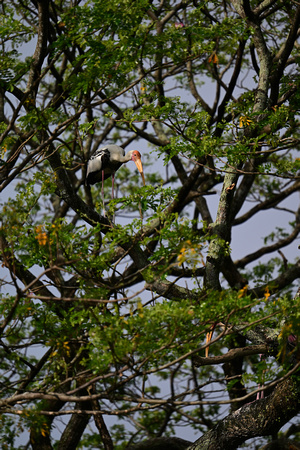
[134,158,146,186]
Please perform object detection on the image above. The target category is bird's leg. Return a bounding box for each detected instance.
[102,170,106,217]
[256,354,265,400]
[111,172,115,200]
[111,172,115,223]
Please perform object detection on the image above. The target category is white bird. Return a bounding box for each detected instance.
[86,144,145,216]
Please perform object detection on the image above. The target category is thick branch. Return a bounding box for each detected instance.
[235,223,300,269]
[26,0,49,93]
[58,409,91,450]
[193,344,268,367]
[233,180,300,225]
[205,171,239,290]
[247,260,300,298]
[270,5,300,104]
[0,234,55,305]
[145,279,200,302]
[187,375,300,450]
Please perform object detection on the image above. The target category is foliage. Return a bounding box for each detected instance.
[0,0,300,449]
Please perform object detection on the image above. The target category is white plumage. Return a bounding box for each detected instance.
[86,144,145,216]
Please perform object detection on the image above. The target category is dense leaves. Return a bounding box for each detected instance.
[0,0,300,448]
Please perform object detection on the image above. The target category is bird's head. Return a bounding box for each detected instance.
[130,151,145,186]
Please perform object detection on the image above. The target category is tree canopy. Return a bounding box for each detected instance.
[1,0,300,448]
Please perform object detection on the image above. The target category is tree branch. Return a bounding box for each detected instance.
[26,0,49,93]
[187,375,300,450]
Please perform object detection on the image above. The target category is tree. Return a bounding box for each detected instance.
[0,0,300,448]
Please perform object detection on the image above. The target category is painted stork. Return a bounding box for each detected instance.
[86,144,145,216]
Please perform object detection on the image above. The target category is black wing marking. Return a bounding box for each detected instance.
[90,148,110,162]
[86,148,111,186]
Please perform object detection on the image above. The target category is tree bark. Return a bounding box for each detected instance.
[128,436,192,450]
[58,410,91,450]
[187,375,300,450]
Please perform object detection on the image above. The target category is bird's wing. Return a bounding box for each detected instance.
[86,148,111,186]
[90,147,111,163]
